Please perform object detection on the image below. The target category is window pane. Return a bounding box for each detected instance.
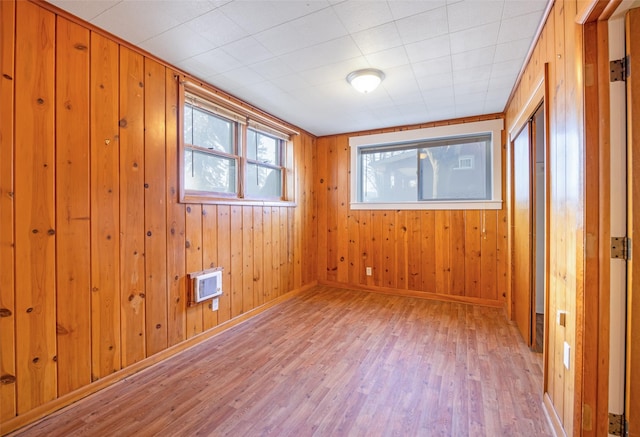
[246,163,281,198]
[184,104,193,144]
[191,105,234,154]
[247,129,279,165]
[361,148,418,202]
[184,148,236,194]
[419,139,490,200]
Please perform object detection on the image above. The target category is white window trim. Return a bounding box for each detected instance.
[349,119,504,210]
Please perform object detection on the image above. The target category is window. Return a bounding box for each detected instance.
[350,119,503,210]
[180,81,295,204]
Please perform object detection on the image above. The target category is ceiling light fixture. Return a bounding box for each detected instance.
[346,68,385,94]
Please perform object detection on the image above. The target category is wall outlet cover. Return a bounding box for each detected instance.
[563,341,570,370]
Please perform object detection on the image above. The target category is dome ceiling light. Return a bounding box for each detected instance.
[346,68,385,94]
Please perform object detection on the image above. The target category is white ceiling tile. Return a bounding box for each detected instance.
[412,56,452,79]
[269,74,311,92]
[502,0,547,19]
[182,48,243,76]
[365,47,410,70]
[449,22,500,54]
[395,7,449,44]
[303,58,369,86]
[405,35,451,64]
[186,8,248,47]
[351,22,404,55]
[454,80,488,95]
[250,58,295,80]
[497,11,542,43]
[92,2,174,44]
[451,46,496,71]
[257,8,348,56]
[453,65,492,83]
[223,37,273,65]
[139,25,214,63]
[494,38,532,63]
[219,1,331,34]
[48,0,120,21]
[279,36,362,73]
[388,0,447,20]
[332,1,394,33]
[490,59,522,80]
[446,0,504,33]
[417,73,454,92]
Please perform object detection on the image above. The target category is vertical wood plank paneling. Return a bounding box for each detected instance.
[348,211,360,285]
[262,207,273,302]
[293,138,303,290]
[202,205,218,330]
[496,208,509,302]
[371,211,384,287]
[280,207,290,297]
[216,206,232,323]
[464,211,482,298]
[55,17,92,394]
[242,206,254,312]
[480,211,498,301]
[118,46,146,367]
[336,136,349,284]
[144,58,168,356]
[449,210,465,295]
[0,0,16,421]
[435,211,451,294]
[381,211,396,289]
[185,205,203,337]
[14,1,57,412]
[230,206,243,314]
[316,140,328,283]
[253,207,264,307]
[306,136,317,286]
[396,210,408,290]
[407,212,422,291]
[90,32,121,380]
[359,211,372,287]
[165,70,186,347]
[326,138,338,283]
[421,211,436,293]
[270,206,281,299]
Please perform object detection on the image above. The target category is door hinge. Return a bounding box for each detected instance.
[611,237,631,260]
[610,56,630,82]
[609,412,626,436]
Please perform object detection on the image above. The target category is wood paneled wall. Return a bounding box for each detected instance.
[315,115,509,307]
[0,1,316,432]
[505,1,587,435]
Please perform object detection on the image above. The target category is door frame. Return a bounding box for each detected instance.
[507,66,550,359]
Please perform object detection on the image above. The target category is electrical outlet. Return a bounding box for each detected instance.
[366,267,372,276]
[212,298,219,312]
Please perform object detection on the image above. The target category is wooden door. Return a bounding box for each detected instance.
[512,125,532,346]
[626,7,640,436]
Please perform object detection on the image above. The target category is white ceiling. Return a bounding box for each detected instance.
[49,0,549,136]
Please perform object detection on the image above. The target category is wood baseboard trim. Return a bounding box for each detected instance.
[1,281,318,436]
[317,280,503,308]
[543,391,566,437]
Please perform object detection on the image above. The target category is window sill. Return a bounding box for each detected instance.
[181,194,296,207]
[349,200,503,211]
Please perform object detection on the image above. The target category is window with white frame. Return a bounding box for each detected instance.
[350,119,503,210]
[180,81,295,203]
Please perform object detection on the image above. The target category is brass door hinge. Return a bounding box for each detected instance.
[609,412,627,436]
[611,237,631,260]
[610,56,630,82]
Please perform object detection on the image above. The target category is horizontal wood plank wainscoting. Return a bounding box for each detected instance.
[0,0,316,433]
[315,114,509,308]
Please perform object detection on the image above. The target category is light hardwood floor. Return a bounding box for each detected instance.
[12,286,551,436]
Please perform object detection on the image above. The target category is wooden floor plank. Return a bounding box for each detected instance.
[12,286,551,437]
